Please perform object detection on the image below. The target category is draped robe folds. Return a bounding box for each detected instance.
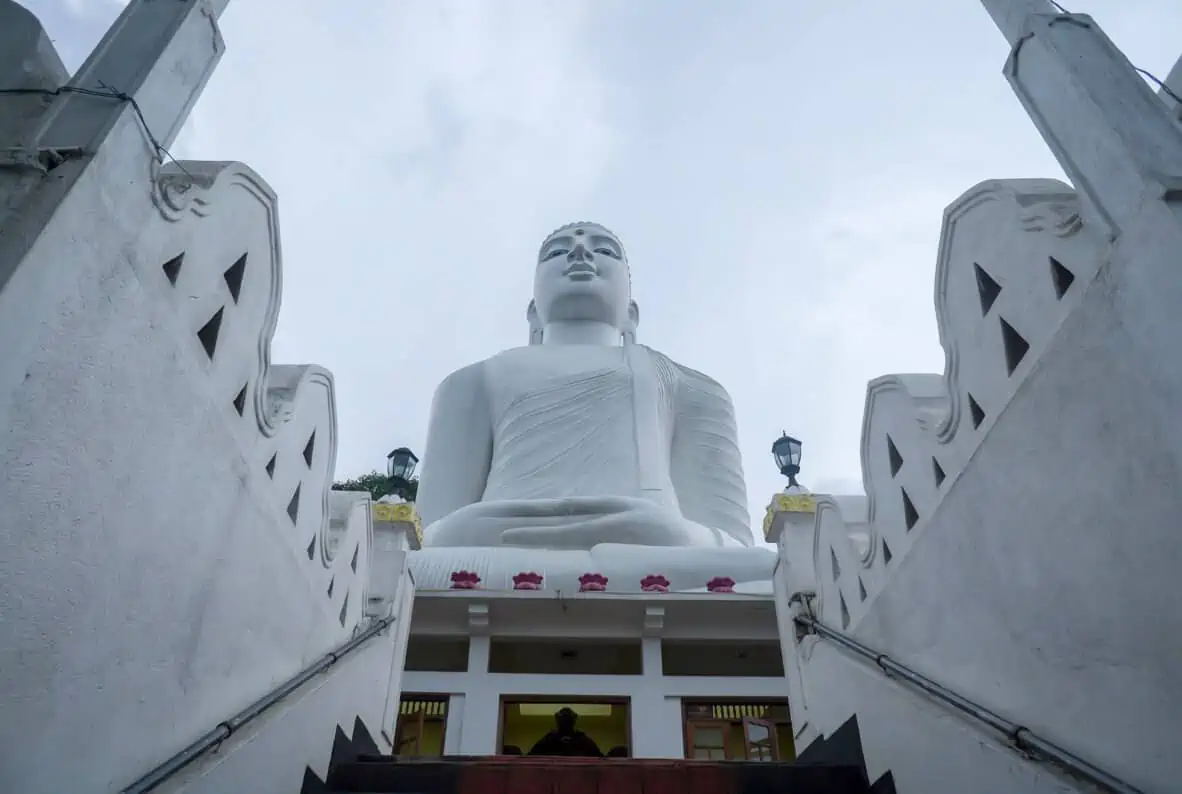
[413,344,776,592]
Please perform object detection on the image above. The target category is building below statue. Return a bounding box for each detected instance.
[391,580,797,760]
[385,485,844,759]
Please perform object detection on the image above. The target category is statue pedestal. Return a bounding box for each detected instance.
[408,543,776,594]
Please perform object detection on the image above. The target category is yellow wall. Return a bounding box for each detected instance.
[501,705,629,755]
[776,723,795,761]
[419,720,445,755]
[394,716,446,757]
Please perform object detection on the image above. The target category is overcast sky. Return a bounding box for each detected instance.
[28,0,1182,532]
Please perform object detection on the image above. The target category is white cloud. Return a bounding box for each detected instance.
[172,0,619,484]
[37,0,1182,538]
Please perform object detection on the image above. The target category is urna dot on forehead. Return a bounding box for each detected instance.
[538,221,625,259]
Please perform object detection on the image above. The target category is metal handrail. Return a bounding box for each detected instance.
[121,615,396,794]
[794,613,1144,794]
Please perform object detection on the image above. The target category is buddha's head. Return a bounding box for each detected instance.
[529,221,638,343]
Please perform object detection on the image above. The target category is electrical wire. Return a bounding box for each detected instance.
[1046,0,1182,105]
[0,82,190,176]
[0,3,1176,177]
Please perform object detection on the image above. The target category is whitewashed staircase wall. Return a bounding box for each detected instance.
[0,156,372,793]
[776,177,1112,794]
[150,161,370,631]
[805,178,1106,634]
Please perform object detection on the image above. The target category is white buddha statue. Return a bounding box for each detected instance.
[409,222,775,593]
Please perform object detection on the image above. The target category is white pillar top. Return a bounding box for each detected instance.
[978,0,1059,46]
[33,0,230,154]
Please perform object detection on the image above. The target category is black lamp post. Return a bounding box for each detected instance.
[386,447,419,500]
[772,432,803,489]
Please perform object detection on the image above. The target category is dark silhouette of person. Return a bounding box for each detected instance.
[527,707,604,757]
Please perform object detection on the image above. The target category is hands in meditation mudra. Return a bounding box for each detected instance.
[409,222,775,593]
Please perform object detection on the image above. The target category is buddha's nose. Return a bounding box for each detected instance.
[569,243,590,261]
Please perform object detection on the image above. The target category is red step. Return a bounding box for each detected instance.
[328,755,870,794]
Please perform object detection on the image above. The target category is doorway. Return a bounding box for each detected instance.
[682,700,794,761]
[393,694,449,757]
[498,697,631,757]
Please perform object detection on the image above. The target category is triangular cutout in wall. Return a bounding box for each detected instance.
[1050,256,1075,299]
[196,307,224,359]
[223,254,247,303]
[974,263,1002,315]
[887,435,904,477]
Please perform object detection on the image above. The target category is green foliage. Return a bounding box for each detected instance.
[332,470,418,502]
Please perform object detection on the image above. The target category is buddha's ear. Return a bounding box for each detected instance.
[527,299,543,345]
[623,300,639,345]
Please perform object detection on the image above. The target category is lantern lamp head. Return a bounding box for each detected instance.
[772,432,802,487]
[386,447,419,485]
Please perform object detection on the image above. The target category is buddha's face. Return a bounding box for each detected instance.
[534,223,631,329]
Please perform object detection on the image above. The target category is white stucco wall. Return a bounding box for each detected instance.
[163,564,416,794]
[810,180,1105,634]
[846,225,1182,793]
[0,96,375,791]
[779,173,1182,794]
[786,625,1082,794]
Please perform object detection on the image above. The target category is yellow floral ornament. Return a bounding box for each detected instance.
[372,502,424,547]
[761,492,817,541]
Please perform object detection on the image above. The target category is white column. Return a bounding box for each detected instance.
[32,0,229,155]
[444,694,466,754]
[773,585,820,750]
[641,635,662,677]
[979,0,1182,237]
[457,635,498,754]
[978,0,1058,46]
[378,573,416,749]
[631,634,683,758]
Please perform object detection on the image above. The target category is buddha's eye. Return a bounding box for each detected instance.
[594,247,618,258]
[545,248,568,260]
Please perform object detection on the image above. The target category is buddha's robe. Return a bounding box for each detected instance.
[417,344,751,550]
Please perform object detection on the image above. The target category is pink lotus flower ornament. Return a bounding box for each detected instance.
[512,571,544,590]
[706,576,736,593]
[578,572,608,592]
[640,574,671,593]
[449,570,481,590]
